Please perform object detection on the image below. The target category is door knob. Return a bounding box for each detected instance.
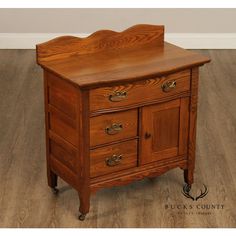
[145,132,151,139]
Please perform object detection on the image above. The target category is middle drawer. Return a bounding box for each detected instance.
[90,109,138,147]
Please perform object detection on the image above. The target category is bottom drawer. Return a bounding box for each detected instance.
[90,140,137,178]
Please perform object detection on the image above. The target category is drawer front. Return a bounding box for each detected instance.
[90,69,190,112]
[90,140,137,178]
[90,109,138,147]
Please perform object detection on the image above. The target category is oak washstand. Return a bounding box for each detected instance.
[36,24,210,220]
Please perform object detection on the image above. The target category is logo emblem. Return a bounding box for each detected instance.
[182,183,208,201]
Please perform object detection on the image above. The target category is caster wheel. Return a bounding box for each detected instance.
[52,187,59,195]
[78,214,86,221]
[184,184,191,193]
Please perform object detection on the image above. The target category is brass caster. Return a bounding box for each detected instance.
[78,213,86,221]
[52,187,59,195]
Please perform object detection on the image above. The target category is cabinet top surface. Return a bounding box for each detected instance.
[36,24,210,88]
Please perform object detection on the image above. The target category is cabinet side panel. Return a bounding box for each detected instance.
[44,71,80,189]
[47,72,77,118]
[49,135,77,173]
[48,106,77,146]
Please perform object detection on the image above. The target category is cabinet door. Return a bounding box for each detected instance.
[140,98,189,165]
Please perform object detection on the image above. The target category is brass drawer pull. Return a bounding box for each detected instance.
[162,80,176,92]
[109,91,127,102]
[105,154,123,167]
[105,123,123,135]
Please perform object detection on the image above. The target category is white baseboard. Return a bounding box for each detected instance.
[166,33,236,49]
[0,33,236,49]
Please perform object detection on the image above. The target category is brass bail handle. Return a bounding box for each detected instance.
[162,80,176,92]
[105,123,123,135]
[109,91,127,102]
[105,154,123,167]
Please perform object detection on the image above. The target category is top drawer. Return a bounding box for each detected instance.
[90,69,190,112]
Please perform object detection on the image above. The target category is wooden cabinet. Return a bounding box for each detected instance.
[36,24,210,220]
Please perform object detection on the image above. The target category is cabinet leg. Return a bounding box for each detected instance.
[48,170,58,194]
[78,191,90,221]
[184,168,194,187]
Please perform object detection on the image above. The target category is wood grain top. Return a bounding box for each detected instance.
[36,24,210,89]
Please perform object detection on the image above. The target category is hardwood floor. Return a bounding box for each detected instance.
[0,49,235,227]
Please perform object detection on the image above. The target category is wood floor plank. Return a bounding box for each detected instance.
[0,49,235,227]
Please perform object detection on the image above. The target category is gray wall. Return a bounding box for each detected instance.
[0,8,235,33]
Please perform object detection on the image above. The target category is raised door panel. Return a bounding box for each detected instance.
[140,98,189,164]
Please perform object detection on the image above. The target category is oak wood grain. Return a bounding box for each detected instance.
[90,69,190,112]
[77,90,91,215]
[43,71,57,189]
[90,109,138,147]
[36,26,210,222]
[178,97,190,155]
[47,71,77,119]
[49,137,77,174]
[90,91,191,116]
[90,140,138,178]
[36,25,209,89]
[48,105,77,146]
[140,98,189,164]
[35,25,212,223]
[0,49,235,227]
[184,67,199,185]
[91,159,187,192]
[36,24,164,63]
[38,42,209,89]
